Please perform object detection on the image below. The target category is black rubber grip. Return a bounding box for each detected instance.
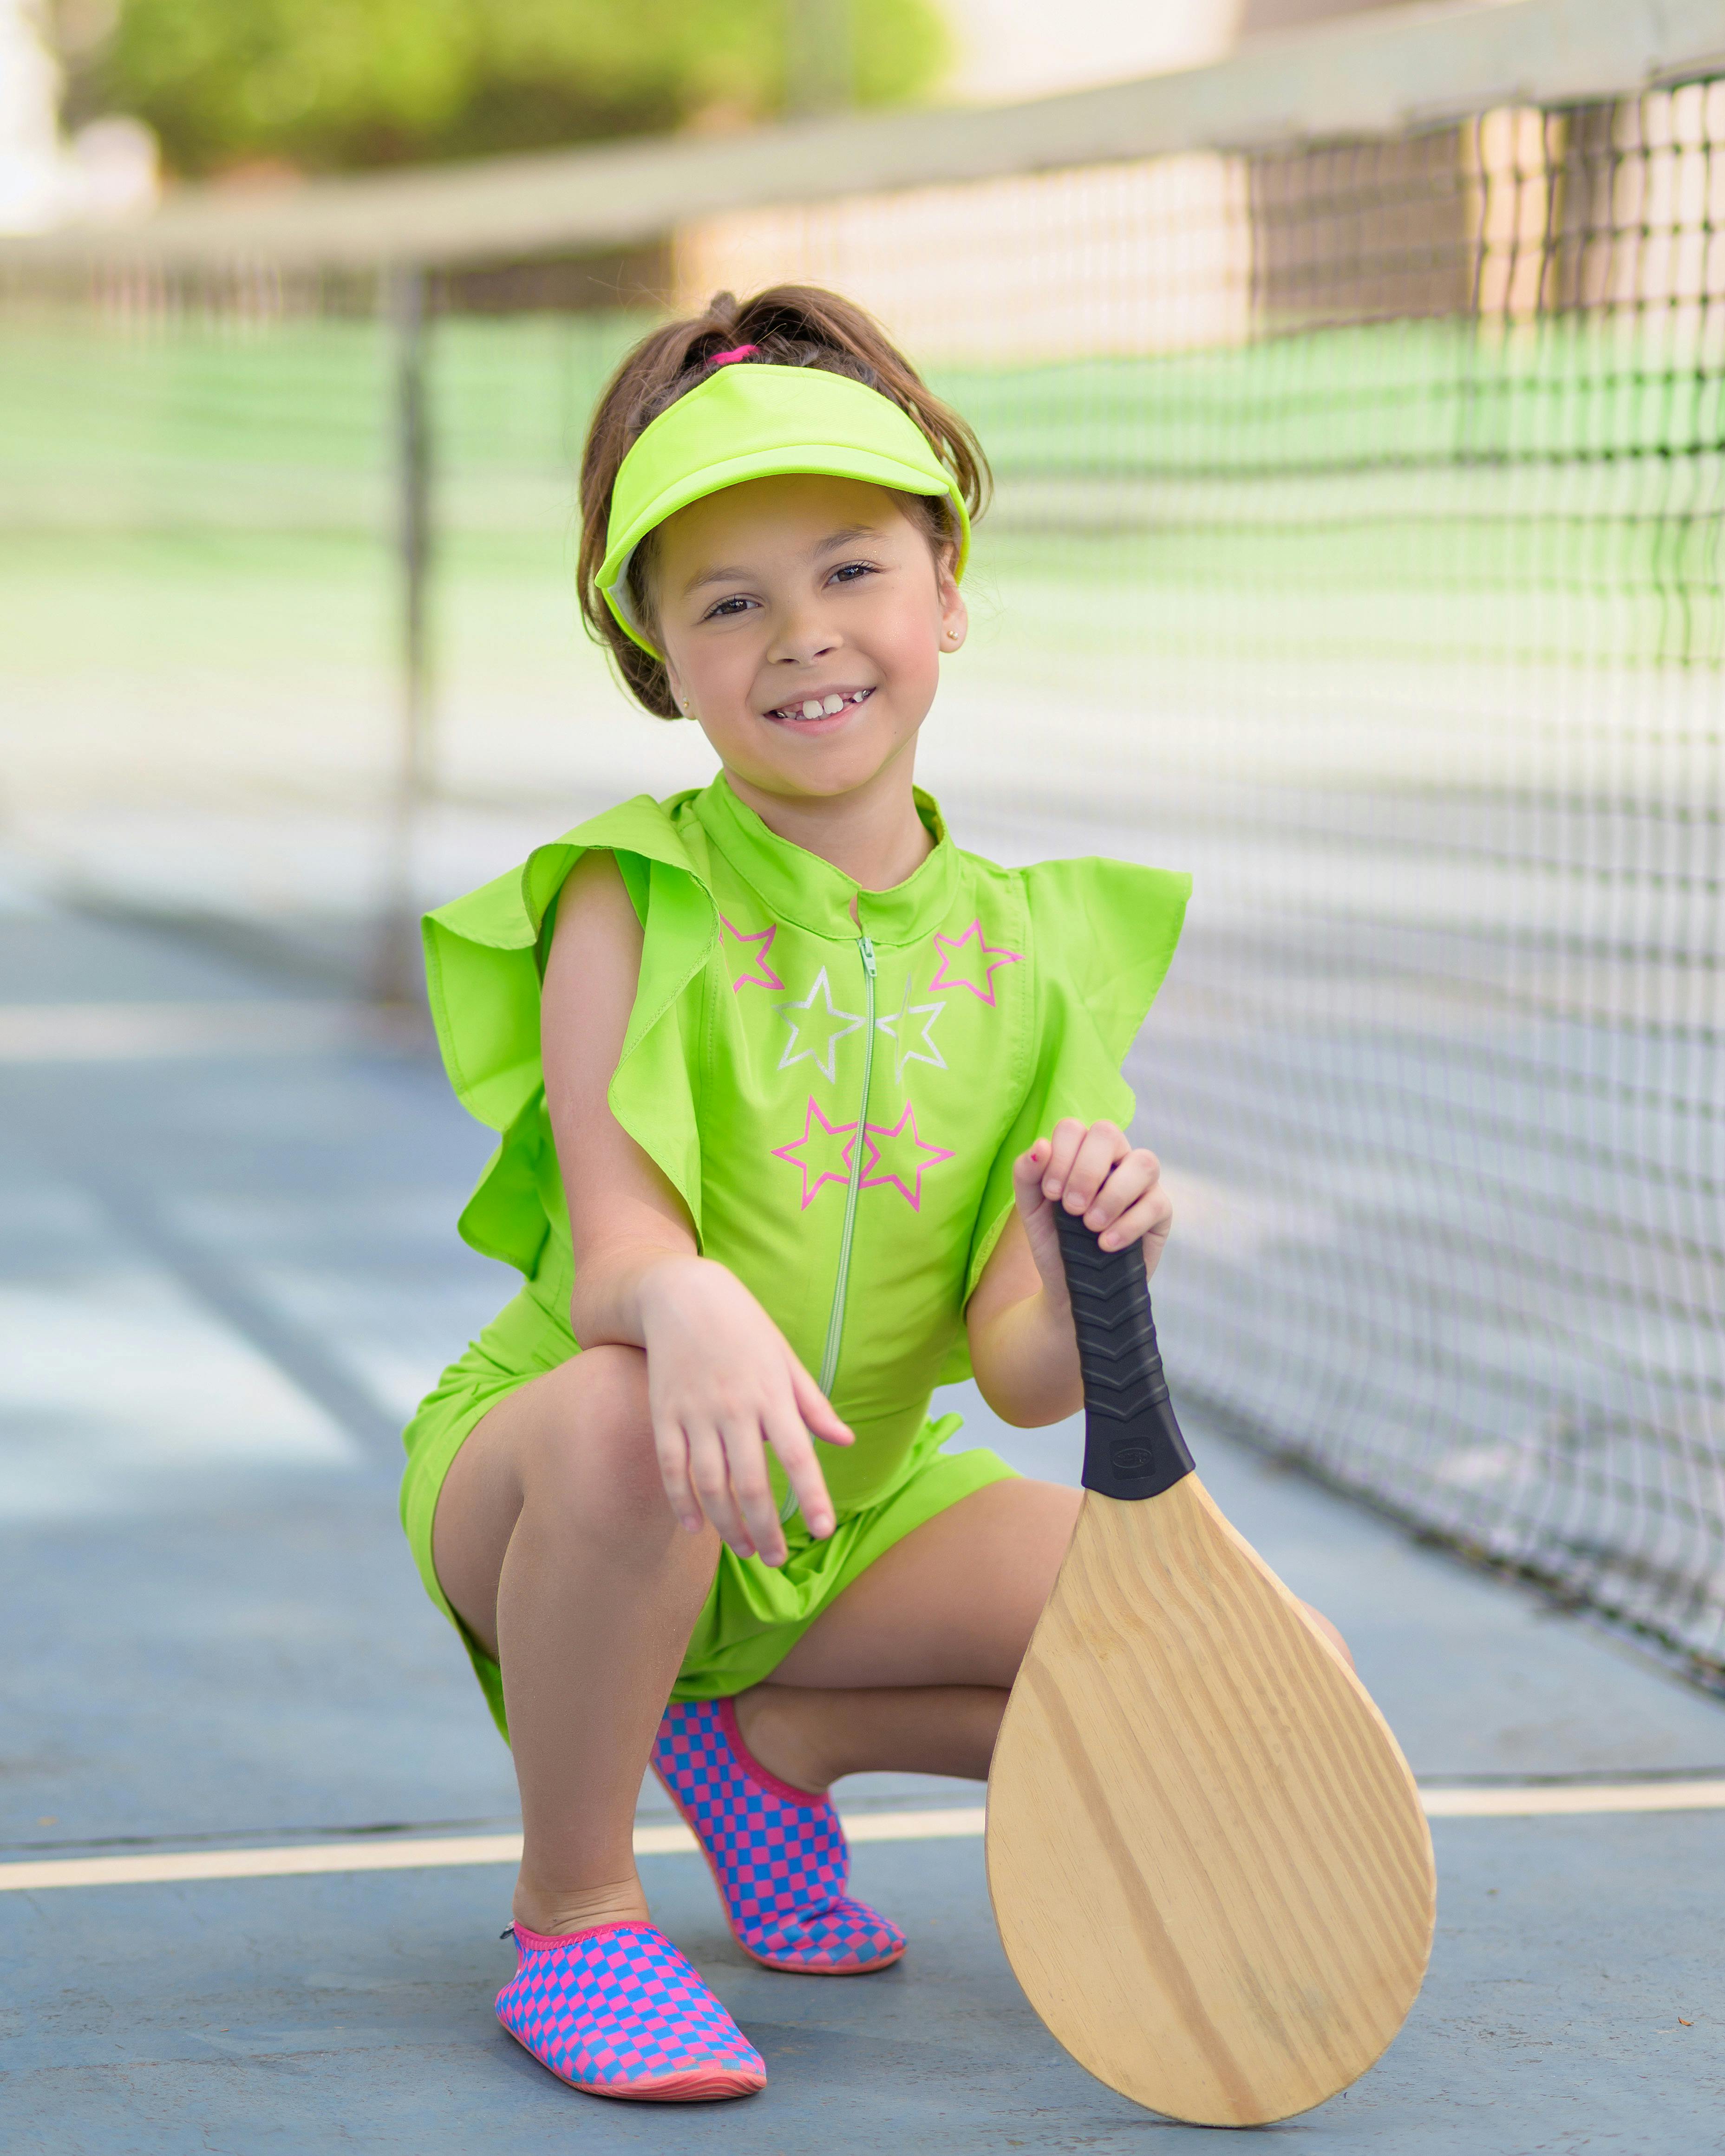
[1055,1208,1195,1501]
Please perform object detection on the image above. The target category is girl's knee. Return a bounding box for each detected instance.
[1302,1601,1354,1670]
[568,1342,651,1432]
[524,1346,666,1532]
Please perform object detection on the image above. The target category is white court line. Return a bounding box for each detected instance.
[1419,1779,1725,1819]
[2,1786,1720,1894]
[0,1003,409,1063]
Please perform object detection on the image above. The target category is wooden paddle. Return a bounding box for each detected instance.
[986,1210,1435,2125]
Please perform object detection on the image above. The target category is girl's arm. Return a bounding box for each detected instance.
[964,1119,1172,1428]
[543,853,852,1565]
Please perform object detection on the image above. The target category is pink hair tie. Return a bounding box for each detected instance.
[707,343,758,366]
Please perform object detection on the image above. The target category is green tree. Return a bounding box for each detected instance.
[59,0,948,178]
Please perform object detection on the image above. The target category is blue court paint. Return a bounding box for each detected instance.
[1,903,1721,2152]
[3,1819,1721,2153]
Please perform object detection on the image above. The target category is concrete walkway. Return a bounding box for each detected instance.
[1,901,1721,2154]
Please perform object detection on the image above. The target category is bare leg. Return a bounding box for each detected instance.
[431,1344,717,1936]
[734,1478,1078,1790]
[738,1682,1010,1790]
[433,1412,1355,1915]
[732,1479,1353,1793]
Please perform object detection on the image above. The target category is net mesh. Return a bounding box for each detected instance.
[1,69,1721,1678]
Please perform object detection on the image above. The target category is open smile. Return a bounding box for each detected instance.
[764,687,876,726]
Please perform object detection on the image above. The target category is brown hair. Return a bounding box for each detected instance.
[577,285,991,719]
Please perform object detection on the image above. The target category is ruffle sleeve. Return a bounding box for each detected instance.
[420,793,718,1279]
[958,855,1190,1322]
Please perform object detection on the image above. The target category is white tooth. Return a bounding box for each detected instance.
[822,695,845,716]
[801,699,824,719]
[849,690,868,703]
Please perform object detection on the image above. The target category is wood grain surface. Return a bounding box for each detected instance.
[986,1475,1436,2126]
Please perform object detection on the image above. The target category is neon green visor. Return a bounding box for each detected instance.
[597,362,971,659]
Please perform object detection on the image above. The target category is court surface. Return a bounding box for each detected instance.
[2,898,1722,2155]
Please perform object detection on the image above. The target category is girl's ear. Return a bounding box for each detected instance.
[936,546,968,655]
[663,658,692,719]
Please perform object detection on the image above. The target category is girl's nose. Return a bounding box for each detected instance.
[767,609,842,667]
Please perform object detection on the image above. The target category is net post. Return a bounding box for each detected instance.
[376,259,434,1010]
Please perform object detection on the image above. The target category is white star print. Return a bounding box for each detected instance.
[776,968,865,1081]
[875,972,947,1081]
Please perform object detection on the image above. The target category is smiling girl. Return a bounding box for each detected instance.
[401,288,1191,2102]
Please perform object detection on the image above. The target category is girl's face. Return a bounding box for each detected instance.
[653,473,967,804]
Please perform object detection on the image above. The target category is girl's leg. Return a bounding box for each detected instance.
[431,1344,718,1937]
[735,1478,1352,1791]
[734,1477,1075,1788]
[649,1481,1075,1979]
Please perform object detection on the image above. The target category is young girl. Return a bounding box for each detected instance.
[402,286,1194,2103]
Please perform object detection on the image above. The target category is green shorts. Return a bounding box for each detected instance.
[400,1287,1017,1744]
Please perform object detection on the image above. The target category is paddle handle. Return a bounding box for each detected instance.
[1054,1209,1195,1501]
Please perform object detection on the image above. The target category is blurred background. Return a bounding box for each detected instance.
[1,0,1722,1698]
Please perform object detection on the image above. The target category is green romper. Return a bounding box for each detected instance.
[401,774,1188,1741]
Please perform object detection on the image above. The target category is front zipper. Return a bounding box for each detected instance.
[783,931,876,1524]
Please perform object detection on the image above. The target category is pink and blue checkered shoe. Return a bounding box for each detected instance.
[496,1918,765,2101]
[652,1696,906,1975]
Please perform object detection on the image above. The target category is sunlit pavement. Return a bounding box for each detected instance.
[2,898,1722,2154]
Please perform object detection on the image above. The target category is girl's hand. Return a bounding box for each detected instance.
[637,1256,852,1567]
[1012,1118,1173,1297]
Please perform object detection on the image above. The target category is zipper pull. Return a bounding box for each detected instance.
[858,932,876,980]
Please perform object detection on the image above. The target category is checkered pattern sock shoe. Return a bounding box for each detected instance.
[652,1697,907,1975]
[496,1919,766,2101]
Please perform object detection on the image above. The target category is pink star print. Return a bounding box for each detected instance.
[771,1098,862,1209]
[860,1101,954,1212]
[720,915,783,992]
[928,918,1024,1006]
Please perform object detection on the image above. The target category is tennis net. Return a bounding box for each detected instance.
[2,1,1721,1680]
[706,81,1725,1682]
